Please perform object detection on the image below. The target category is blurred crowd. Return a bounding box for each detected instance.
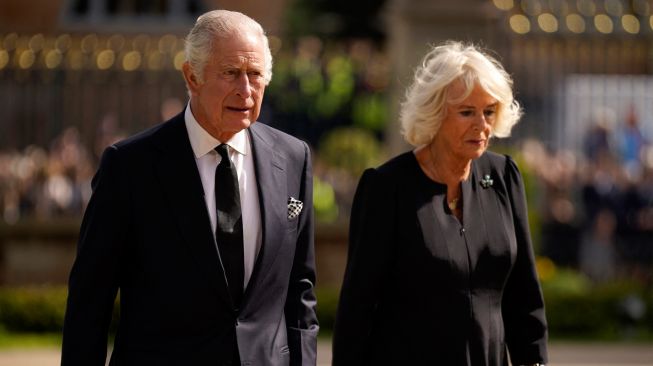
[1,103,651,285]
[0,115,126,224]
[0,128,92,223]
[524,107,652,284]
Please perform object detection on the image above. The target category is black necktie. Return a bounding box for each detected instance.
[215,144,244,309]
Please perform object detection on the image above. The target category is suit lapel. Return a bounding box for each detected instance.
[242,123,288,302]
[153,114,233,309]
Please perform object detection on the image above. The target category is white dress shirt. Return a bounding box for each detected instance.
[184,105,262,290]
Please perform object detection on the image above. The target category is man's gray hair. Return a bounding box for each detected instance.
[184,10,273,84]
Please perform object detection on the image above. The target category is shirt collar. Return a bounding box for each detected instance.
[184,103,248,158]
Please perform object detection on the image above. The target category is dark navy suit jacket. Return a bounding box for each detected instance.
[62,112,318,366]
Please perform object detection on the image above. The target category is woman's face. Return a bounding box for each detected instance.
[433,82,497,161]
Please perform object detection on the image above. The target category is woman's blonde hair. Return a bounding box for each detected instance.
[400,41,522,146]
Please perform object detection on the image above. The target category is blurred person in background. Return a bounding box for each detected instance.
[579,208,618,282]
[617,106,648,180]
[333,41,548,366]
[584,107,616,163]
[62,10,318,366]
[0,128,94,223]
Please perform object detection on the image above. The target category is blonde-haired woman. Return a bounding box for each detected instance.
[333,42,548,366]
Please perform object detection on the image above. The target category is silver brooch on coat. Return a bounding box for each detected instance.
[480,174,494,189]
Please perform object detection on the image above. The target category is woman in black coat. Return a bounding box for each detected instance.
[332,42,548,366]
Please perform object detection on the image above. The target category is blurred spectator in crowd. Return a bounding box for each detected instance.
[523,140,582,268]
[541,196,580,268]
[522,105,652,284]
[617,106,648,180]
[584,107,616,162]
[580,149,622,227]
[44,127,94,216]
[616,160,653,281]
[0,95,650,287]
[579,208,618,283]
[94,114,126,160]
[160,97,184,122]
[1,127,98,222]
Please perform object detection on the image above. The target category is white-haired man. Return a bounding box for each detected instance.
[62,10,318,366]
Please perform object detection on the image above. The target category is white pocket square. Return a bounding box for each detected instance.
[287,197,303,219]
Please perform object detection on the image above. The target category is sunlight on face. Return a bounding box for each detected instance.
[186,30,267,141]
[435,81,498,161]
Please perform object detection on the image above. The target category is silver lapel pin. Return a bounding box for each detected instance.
[480,174,493,189]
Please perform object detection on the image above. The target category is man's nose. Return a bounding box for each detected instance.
[235,73,252,98]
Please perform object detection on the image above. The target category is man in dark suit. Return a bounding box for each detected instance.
[62,10,319,366]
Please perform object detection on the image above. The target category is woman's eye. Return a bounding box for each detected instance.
[484,110,496,118]
[459,110,474,117]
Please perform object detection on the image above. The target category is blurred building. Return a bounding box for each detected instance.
[386,0,653,153]
[2,0,652,152]
[0,0,287,151]
[1,0,652,286]
[0,0,289,285]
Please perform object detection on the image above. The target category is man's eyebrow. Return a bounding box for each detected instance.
[219,62,241,69]
[219,60,264,69]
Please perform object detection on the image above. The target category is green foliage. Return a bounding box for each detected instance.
[264,38,389,149]
[0,285,345,338]
[0,330,61,348]
[0,286,120,334]
[313,177,339,222]
[319,127,383,178]
[315,286,339,334]
[282,0,320,41]
[2,279,650,343]
[352,93,387,132]
[540,268,653,340]
[0,287,67,332]
[312,274,653,341]
[540,267,593,296]
[270,51,362,120]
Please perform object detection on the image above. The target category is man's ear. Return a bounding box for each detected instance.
[182,62,201,95]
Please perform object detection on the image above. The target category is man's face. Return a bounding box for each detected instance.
[185,30,267,141]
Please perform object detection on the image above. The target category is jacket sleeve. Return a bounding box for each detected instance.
[501,156,549,365]
[61,146,129,366]
[332,168,396,366]
[285,141,319,366]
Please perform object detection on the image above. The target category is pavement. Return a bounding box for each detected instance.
[0,341,651,365]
